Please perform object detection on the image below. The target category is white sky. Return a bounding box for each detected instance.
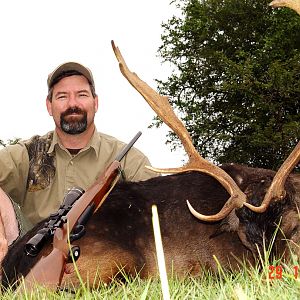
[0,0,186,168]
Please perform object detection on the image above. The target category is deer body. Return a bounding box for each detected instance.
[3,165,299,287]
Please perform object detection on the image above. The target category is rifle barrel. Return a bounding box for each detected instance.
[115,131,142,162]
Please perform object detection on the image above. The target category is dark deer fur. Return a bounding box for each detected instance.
[2,164,300,287]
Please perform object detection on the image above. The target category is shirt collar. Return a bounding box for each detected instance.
[47,128,101,158]
[87,128,101,158]
[47,131,58,155]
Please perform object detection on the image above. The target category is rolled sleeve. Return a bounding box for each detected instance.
[122,147,159,182]
[0,144,29,206]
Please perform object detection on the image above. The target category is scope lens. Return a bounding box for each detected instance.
[24,233,46,257]
[24,243,39,257]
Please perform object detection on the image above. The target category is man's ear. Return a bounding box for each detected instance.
[46,98,53,116]
[94,95,99,113]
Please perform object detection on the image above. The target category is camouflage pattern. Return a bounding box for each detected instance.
[24,132,55,192]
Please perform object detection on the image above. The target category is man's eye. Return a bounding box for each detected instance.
[57,95,67,100]
[79,93,88,98]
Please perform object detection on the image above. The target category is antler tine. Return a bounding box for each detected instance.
[269,0,300,15]
[243,2,300,212]
[245,141,300,213]
[187,196,241,222]
[111,40,199,166]
[111,40,248,221]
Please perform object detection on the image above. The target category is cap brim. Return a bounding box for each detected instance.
[47,62,94,89]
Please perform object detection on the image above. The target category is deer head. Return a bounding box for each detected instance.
[111,40,300,222]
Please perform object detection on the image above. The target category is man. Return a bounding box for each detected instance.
[0,62,158,259]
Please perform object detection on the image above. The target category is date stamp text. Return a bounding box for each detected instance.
[268,265,299,280]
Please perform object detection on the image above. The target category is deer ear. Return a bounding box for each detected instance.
[220,164,249,189]
[210,210,240,238]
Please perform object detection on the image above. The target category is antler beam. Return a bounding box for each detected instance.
[111,35,299,220]
[111,40,247,221]
[269,0,300,15]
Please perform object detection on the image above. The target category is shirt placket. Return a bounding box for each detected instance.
[65,157,76,193]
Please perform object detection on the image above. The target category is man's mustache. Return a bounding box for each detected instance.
[61,107,85,118]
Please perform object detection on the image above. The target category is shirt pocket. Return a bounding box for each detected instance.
[27,156,56,192]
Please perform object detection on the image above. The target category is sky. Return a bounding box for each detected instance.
[0,0,186,168]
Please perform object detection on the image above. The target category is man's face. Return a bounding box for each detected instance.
[46,75,98,135]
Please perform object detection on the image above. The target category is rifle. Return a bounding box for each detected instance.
[21,131,142,290]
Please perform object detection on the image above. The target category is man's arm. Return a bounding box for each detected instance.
[0,187,19,245]
[0,187,19,272]
[121,147,159,182]
[0,209,8,266]
[0,143,30,268]
[0,143,29,205]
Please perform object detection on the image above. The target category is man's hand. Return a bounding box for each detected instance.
[0,216,8,264]
[0,208,9,280]
[0,187,20,271]
[0,188,19,244]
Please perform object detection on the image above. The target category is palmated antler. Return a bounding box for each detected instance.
[269,0,300,15]
[111,40,247,221]
[245,142,300,212]
[111,40,300,221]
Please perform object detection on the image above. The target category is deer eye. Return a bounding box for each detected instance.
[291,225,299,237]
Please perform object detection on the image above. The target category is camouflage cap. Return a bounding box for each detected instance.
[47,62,95,90]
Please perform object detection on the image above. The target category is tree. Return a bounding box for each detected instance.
[0,138,21,147]
[156,0,300,170]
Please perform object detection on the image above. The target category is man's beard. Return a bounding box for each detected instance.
[60,107,88,135]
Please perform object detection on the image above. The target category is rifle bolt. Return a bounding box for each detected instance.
[67,245,81,263]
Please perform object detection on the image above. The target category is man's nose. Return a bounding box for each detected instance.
[67,94,78,106]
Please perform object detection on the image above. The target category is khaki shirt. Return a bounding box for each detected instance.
[0,130,158,225]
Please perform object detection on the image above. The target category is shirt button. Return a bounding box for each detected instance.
[70,161,74,165]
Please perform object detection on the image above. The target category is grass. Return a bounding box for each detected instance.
[2,216,299,299]
[1,257,299,300]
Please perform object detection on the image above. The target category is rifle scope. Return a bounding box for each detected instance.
[24,187,84,257]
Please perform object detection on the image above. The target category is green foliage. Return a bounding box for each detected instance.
[0,140,5,147]
[156,0,300,170]
[0,138,21,147]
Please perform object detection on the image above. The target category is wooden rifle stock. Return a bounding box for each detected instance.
[21,132,142,290]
